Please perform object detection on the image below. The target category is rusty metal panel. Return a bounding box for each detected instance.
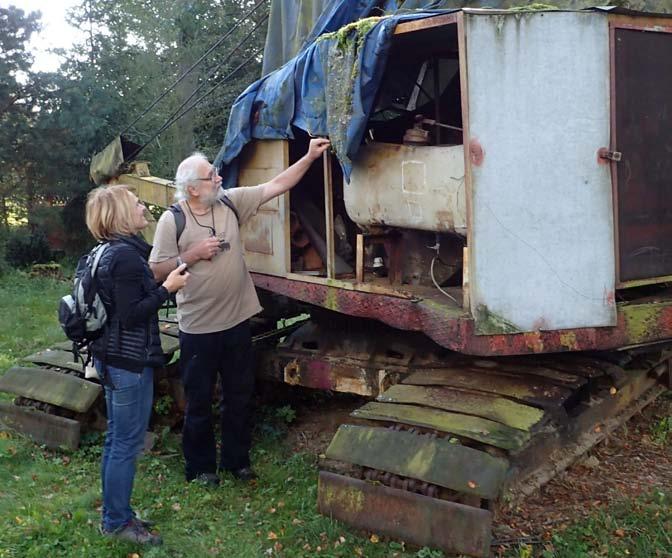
[326,425,508,498]
[318,471,492,557]
[613,27,672,282]
[465,12,616,333]
[346,142,466,234]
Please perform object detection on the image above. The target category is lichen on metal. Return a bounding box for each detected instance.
[474,305,522,335]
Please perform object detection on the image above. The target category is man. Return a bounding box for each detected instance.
[149,138,330,484]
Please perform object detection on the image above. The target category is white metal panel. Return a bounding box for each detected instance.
[346,142,467,234]
[465,12,616,333]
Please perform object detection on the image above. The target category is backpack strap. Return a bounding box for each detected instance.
[169,204,186,246]
[220,195,240,225]
[169,196,239,244]
[90,242,109,277]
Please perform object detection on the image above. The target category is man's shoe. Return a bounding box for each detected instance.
[101,520,163,546]
[229,467,258,482]
[191,472,220,486]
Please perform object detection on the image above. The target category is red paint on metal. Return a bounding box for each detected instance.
[305,360,334,390]
[252,274,672,357]
[469,139,484,166]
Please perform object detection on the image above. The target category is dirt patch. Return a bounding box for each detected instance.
[286,392,365,456]
[494,393,672,543]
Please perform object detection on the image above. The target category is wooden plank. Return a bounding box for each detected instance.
[0,367,101,413]
[355,234,364,283]
[393,12,459,35]
[284,272,416,299]
[353,402,529,451]
[0,402,81,450]
[323,150,335,280]
[379,384,544,431]
[326,425,508,499]
[23,349,82,373]
[318,471,491,558]
[404,368,572,410]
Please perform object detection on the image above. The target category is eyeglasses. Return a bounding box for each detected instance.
[195,166,220,182]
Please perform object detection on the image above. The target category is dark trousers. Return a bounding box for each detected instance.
[179,319,254,480]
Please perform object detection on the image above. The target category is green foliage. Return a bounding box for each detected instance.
[153,395,174,416]
[4,228,52,268]
[1,1,268,253]
[651,415,672,446]
[274,404,297,424]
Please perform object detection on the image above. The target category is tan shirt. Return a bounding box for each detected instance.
[149,186,265,334]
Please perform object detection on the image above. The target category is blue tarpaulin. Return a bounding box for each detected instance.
[214,1,443,185]
[215,0,672,186]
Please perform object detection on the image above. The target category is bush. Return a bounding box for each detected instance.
[4,227,52,268]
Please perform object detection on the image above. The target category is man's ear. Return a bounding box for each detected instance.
[186,183,198,198]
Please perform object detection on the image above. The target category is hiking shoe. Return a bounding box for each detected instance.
[102,520,163,545]
[228,467,258,482]
[191,472,220,487]
[132,512,154,529]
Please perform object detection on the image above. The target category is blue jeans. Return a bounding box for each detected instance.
[95,361,153,532]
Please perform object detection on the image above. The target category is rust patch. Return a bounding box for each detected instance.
[469,139,484,167]
[597,147,611,165]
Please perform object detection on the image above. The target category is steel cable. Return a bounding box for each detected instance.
[120,0,267,136]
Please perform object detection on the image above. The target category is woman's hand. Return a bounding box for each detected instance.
[163,263,189,293]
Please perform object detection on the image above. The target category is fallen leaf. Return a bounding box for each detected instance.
[171,503,181,511]
[614,528,626,537]
[370,534,380,543]
[267,531,278,540]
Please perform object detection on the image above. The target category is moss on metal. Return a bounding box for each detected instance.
[474,304,522,335]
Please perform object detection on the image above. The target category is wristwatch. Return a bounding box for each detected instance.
[176,256,184,268]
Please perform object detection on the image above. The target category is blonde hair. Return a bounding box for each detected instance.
[85,185,138,241]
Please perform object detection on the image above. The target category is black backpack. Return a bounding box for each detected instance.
[169,196,239,243]
[58,243,110,360]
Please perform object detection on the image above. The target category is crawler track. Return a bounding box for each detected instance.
[305,340,671,556]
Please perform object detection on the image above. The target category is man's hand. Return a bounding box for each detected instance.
[307,138,331,161]
[192,236,221,261]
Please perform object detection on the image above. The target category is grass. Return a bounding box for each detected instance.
[0,270,70,374]
[0,273,671,557]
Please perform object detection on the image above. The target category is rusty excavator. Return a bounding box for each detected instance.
[2,2,672,556]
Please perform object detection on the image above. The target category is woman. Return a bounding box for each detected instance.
[85,185,188,545]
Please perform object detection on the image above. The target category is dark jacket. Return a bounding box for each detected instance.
[91,235,170,372]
